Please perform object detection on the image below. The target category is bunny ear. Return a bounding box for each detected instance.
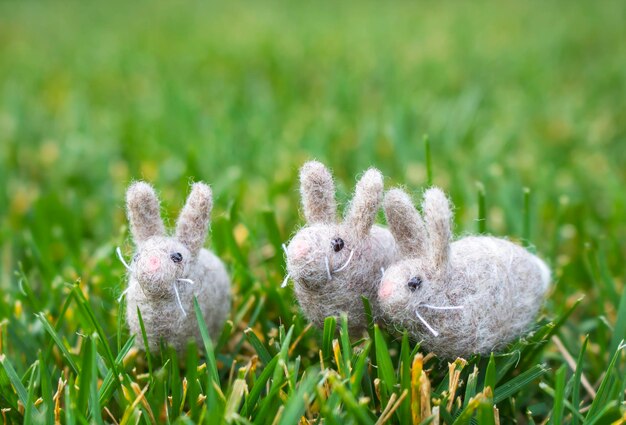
[126,181,166,245]
[422,187,452,269]
[175,182,213,257]
[384,188,428,258]
[345,168,384,237]
[300,161,337,224]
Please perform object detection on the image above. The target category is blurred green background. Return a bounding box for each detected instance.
[2,0,625,293]
[0,0,625,421]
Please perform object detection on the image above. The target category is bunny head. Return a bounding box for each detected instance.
[126,181,212,299]
[285,161,388,291]
[378,187,454,321]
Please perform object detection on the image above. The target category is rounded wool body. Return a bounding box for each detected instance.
[122,181,230,353]
[285,161,399,333]
[378,188,550,358]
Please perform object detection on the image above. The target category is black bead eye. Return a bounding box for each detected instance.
[170,252,183,263]
[407,277,422,292]
[331,237,345,252]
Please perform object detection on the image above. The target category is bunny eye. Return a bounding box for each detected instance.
[331,237,345,252]
[170,252,183,263]
[407,277,422,292]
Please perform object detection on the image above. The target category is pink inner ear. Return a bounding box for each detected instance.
[148,256,161,272]
[290,240,309,259]
[379,280,394,299]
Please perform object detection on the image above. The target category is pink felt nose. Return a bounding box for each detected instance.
[379,280,394,299]
[291,240,309,259]
[147,256,161,272]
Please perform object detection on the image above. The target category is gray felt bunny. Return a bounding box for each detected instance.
[119,181,230,352]
[283,161,399,332]
[378,187,551,358]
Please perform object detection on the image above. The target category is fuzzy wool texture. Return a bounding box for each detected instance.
[285,161,399,333]
[123,181,230,353]
[378,187,551,359]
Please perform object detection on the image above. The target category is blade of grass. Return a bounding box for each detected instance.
[194,297,219,385]
[550,364,566,425]
[330,374,375,425]
[135,307,153,377]
[88,337,104,425]
[23,362,39,425]
[98,336,135,406]
[225,368,247,421]
[570,336,588,425]
[374,324,396,403]
[483,353,496,392]
[278,367,320,425]
[322,316,336,363]
[609,287,626,356]
[244,328,272,365]
[350,340,371,397]
[494,364,548,403]
[36,312,80,375]
[215,320,234,353]
[70,284,119,380]
[339,314,352,376]
[0,354,29,406]
[522,187,532,249]
[39,352,54,425]
[477,182,487,234]
[76,337,92,416]
[463,366,479,408]
[585,341,625,420]
[398,332,411,423]
[242,355,279,417]
[475,395,496,425]
[424,134,432,186]
[538,382,584,422]
[361,296,375,342]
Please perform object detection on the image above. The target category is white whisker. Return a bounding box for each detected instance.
[380,267,385,276]
[324,257,332,281]
[117,287,129,303]
[333,250,354,273]
[177,278,195,285]
[415,311,439,337]
[282,243,288,255]
[116,246,133,272]
[419,304,464,311]
[281,273,290,288]
[173,283,187,317]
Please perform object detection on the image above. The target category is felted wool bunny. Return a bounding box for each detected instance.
[378,187,550,358]
[284,161,399,332]
[118,181,230,353]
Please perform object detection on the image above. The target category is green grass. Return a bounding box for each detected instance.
[1,0,625,423]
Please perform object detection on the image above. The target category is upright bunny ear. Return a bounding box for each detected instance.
[175,182,213,257]
[126,181,166,245]
[300,161,337,224]
[422,187,452,269]
[345,168,384,237]
[384,188,428,258]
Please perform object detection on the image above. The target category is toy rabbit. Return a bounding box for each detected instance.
[284,161,399,332]
[118,181,230,352]
[378,187,550,358]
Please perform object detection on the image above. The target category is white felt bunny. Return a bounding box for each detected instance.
[378,187,550,358]
[284,161,399,332]
[119,181,230,352]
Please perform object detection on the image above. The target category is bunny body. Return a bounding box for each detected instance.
[379,188,550,358]
[123,182,230,352]
[285,161,399,332]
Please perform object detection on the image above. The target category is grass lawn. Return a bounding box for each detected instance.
[1,0,625,423]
